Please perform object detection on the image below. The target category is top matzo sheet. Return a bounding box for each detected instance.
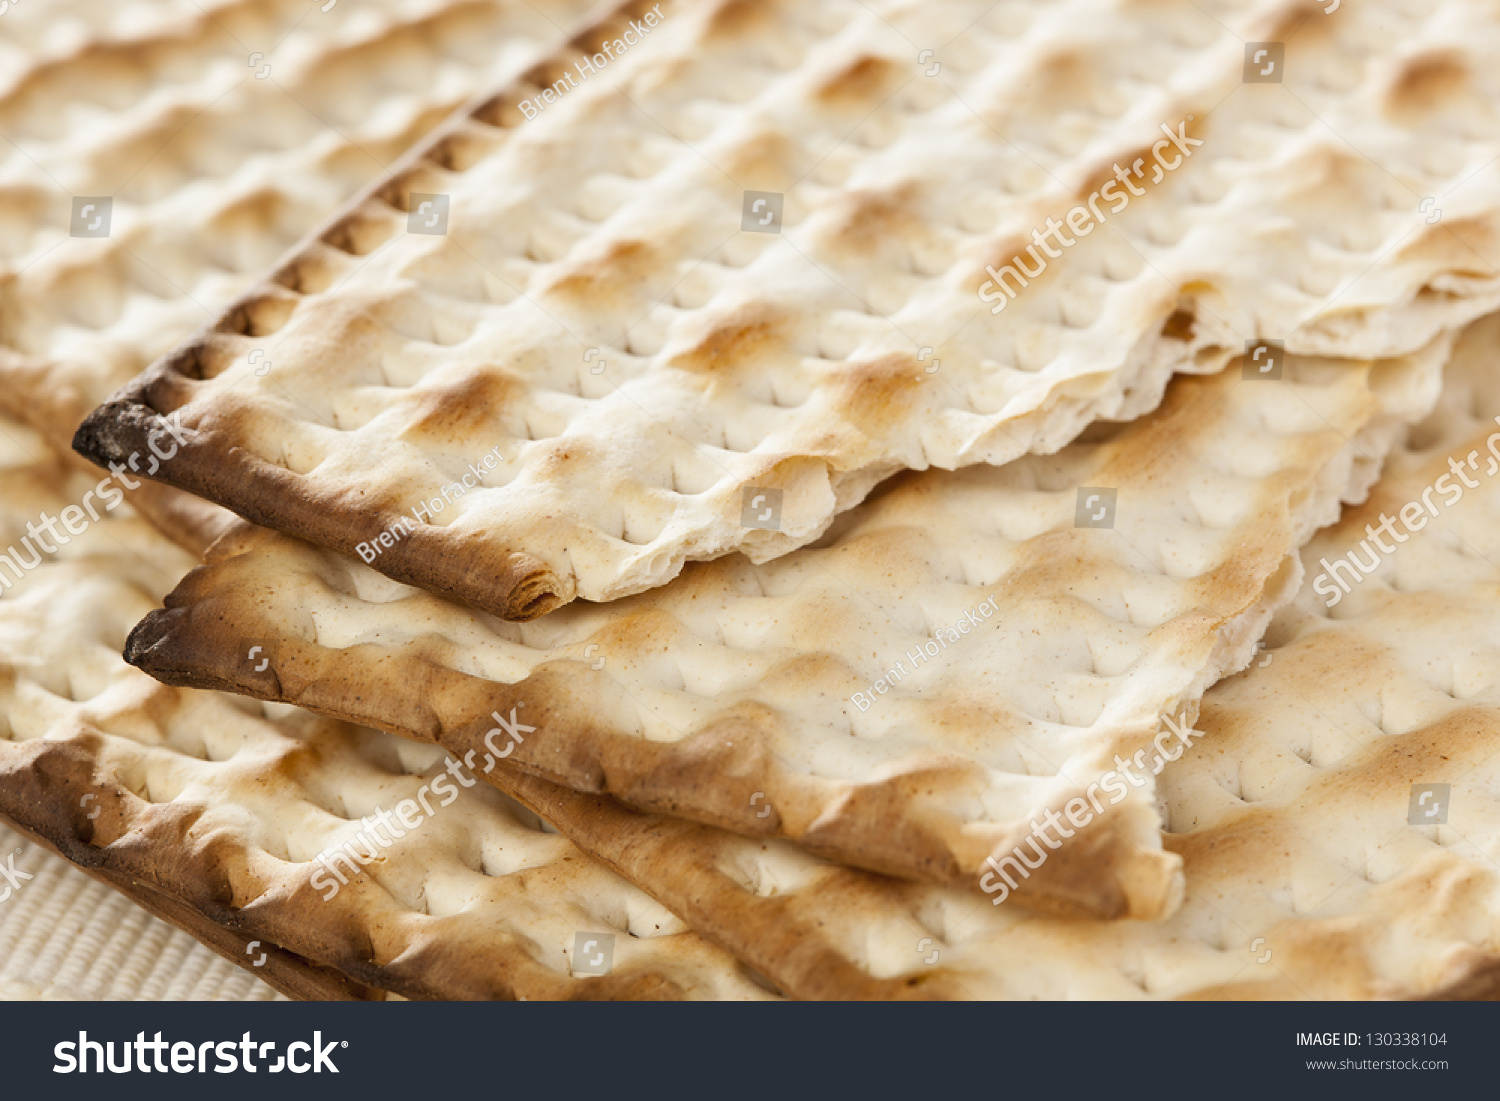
[76,0,1500,618]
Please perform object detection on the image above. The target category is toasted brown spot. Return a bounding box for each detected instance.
[1252,0,1330,52]
[669,303,788,375]
[1090,371,1240,485]
[821,184,921,254]
[1169,809,1290,880]
[723,129,799,191]
[976,233,1062,297]
[816,55,899,106]
[980,233,1041,275]
[400,370,519,442]
[544,239,664,307]
[835,352,925,435]
[1074,136,1185,204]
[525,437,611,489]
[1385,50,1469,118]
[701,0,770,40]
[1013,50,1104,116]
[1160,307,1196,342]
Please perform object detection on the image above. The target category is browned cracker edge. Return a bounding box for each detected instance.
[126,573,1161,927]
[0,790,374,1000]
[125,595,970,998]
[0,725,706,1001]
[126,607,1500,1001]
[70,0,672,623]
[125,599,1040,892]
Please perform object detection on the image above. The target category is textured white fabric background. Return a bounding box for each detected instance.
[0,825,280,1001]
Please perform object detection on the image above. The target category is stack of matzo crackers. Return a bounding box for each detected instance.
[1,0,1497,999]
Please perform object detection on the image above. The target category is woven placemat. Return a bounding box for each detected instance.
[0,824,281,1001]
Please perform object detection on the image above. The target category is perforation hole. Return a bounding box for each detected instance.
[423,127,498,173]
[621,506,670,546]
[322,210,395,257]
[193,337,249,381]
[163,342,210,382]
[216,292,296,338]
[272,247,345,295]
[470,92,528,129]
[375,176,415,214]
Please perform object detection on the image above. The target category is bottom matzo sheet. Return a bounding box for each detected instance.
[0,416,768,1000]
